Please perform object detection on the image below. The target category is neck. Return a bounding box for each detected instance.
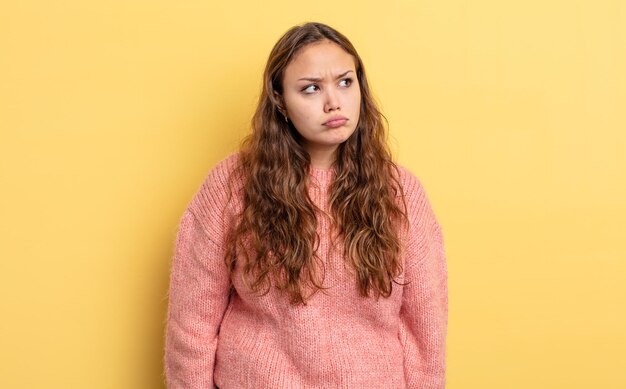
[305,144,337,170]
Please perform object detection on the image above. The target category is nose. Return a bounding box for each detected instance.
[324,89,341,112]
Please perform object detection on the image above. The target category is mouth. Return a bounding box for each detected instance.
[323,117,348,128]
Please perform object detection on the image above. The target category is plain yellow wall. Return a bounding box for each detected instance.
[1,1,624,388]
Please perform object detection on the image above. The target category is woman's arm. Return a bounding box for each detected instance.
[398,175,449,389]
[164,155,239,388]
[164,208,231,388]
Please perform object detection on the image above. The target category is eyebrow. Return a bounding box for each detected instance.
[297,70,354,82]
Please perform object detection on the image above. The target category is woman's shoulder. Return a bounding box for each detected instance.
[391,162,440,225]
[392,162,426,199]
[205,151,243,182]
[187,152,244,221]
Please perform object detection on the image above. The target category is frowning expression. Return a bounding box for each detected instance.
[279,39,361,159]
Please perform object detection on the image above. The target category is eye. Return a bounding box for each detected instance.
[339,78,353,87]
[302,84,319,94]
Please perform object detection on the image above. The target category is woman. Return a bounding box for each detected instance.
[164,22,448,389]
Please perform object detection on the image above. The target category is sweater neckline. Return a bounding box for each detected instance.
[308,165,335,187]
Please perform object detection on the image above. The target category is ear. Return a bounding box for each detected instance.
[273,91,286,116]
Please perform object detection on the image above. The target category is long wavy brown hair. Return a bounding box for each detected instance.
[224,22,408,305]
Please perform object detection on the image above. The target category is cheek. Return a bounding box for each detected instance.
[290,101,317,122]
[285,96,309,118]
[348,86,361,105]
[350,92,362,116]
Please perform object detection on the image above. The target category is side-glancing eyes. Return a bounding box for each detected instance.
[301,78,354,95]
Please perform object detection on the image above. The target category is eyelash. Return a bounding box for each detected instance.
[301,78,353,94]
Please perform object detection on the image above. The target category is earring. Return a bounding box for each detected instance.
[284,114,289,123]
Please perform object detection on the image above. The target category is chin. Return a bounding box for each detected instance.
[325,132,354,146]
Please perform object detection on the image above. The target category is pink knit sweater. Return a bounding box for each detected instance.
[164,153,448,389]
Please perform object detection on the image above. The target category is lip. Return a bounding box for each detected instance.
[323,116,348,128]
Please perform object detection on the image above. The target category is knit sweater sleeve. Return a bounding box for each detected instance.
[164,156,237,389]
[398,170,449,389]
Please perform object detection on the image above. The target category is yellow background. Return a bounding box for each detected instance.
[1,1,624,388]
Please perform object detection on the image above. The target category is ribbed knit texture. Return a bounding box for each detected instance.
[164,153,448,389]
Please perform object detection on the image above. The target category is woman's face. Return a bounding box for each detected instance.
[280,39,361,164]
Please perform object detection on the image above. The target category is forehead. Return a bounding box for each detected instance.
[284,40,356,80]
